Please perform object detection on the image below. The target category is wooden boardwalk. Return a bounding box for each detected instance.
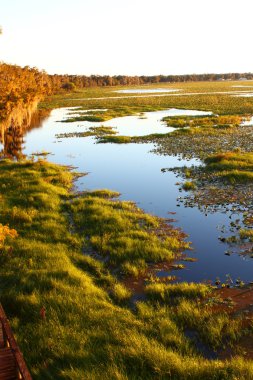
[0,305,32,380]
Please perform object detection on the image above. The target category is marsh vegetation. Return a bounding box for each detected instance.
[1,159,253,379]
[1,77,253,378]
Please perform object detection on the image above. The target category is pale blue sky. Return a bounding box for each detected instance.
[0,0,252,75]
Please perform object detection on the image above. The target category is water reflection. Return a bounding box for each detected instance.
[0,110,50,159]
[1,123,24,159]
[234,94,253,97]
[1,107,253,284]
[60,108,212,137]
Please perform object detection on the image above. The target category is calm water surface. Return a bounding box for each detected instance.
[70,108,212,136]
[115,88,181,94]
[6,107,253,283]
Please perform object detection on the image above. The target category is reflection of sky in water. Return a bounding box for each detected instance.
[232,85,253,88]
[60,108,212,137]
[19,107,253,283]
[115,88,181,94]
[233,93,253,97]
[242,116,253,126]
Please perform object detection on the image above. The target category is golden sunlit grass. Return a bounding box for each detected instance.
[1,70,253,378]
[0,159,252,379]
[205,151,253,183]
[67,190,189,270]
[40,80,253,116]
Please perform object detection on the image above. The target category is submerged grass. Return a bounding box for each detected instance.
[0,159,252,379]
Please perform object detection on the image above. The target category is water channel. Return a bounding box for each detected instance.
[1,107,253,284]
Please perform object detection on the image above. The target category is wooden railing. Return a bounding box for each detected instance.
[0,304,32,380]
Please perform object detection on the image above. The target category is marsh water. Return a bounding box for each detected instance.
[115,88,181,94]
[2,107,253,284]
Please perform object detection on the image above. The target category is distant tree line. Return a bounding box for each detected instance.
[52,72,253,90]
[1,62,253,122]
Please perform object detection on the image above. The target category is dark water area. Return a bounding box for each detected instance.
[1,107,252,284]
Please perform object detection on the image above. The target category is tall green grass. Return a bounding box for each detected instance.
[0,159,252,379]
[67,191,189,271]
[205,151,253,183]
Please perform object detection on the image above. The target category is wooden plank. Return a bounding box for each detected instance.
[0,348,17,380]
[0,325,4,349]
[0,305,32,380]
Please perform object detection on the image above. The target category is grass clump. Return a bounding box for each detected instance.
[182,181,197,191]
[204,151,253,183]
[97,135,132,144]
[91,126,117,136]
[239,229,253,241]
[61,115,105,123]
[121,259,148,278]
[84,189,120,198]
[145,282,211,303]
[173,299,243,351]
[110,283,132,304]
[56,126,117,139]
[68,192,189,271]
[163,115,243,129]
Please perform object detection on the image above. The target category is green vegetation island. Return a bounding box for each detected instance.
[1,63,253,379]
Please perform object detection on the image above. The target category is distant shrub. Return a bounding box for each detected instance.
[61,82,76,91]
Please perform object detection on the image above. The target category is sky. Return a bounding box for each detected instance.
[0,0,252,76]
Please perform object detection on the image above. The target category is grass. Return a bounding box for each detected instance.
[163,115,243,129]
[204,151,253,183]
[40,80,253,116]
[151,123,253,160]
[239,229,253,241]
[145,282,211,302]
[61,115,105,122]
[0,159,252,379]
[37,82,253,164]
[2,79,253,377]
[67,190,190,271]
[97,135,132,144]
[97,133,174,144]
[56,126,117,139]
[121,259,148,277]
[182,181,197,191]
[94,123,240,149]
